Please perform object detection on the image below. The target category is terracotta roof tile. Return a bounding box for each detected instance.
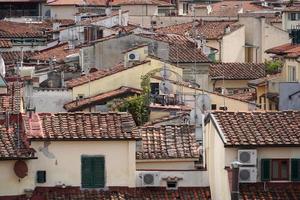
[283,6,300,12]
[209,62,266,80]
[156,20,240,40]
[240,183,300,200]
[0,51,37,65]
[0,21,45,38]
[47,0,171,6]
[227,92,256,102]
[266,43,300,58]
[24,112,140,140]
[30,43,79,62]
[139,33,210,63]
[66,60,150,88]
[136,125,200,160]
[23,187,211,200]
[0,39,12,48]
[64,86,142,111]
[0,82,22,113]
[212,111,300,147]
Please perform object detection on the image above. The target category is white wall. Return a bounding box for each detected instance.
[221,26,245,62]
[50,6,78,19]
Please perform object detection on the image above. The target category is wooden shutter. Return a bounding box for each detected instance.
[291,159,300,181]
[261,159,271,181]
[92,157,105,187]
[81,157,93,188]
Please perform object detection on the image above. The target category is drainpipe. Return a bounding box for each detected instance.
[231,161,242,200]
[218,39,222,62]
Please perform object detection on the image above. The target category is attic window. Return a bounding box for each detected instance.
[167,181,178,190]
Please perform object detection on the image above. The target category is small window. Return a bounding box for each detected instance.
[288,66,297,82]
[183,3,189,14]
[167,181,178,190]
[37,170,46,183]
[219,106,228,111]
[290,13,297,21]
[211,104,217,110]
[78,94,85,99]
[271,159,289,180]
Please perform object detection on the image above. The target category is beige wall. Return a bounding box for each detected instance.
[121,5,158,16]
[49,5,78,19]
[137,159,197,170]
[0,140,136,196]
[72,57,183,99]
[283,58,300,82]
[211,79,250,90]
[222,26,245,63]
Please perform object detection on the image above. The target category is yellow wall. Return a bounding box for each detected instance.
[136,159,197,170]
[211,79,250,90]
[72,57,183,99]
[0,140,136,196]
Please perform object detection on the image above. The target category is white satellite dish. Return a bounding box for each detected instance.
[159,80,173,95]
[160,65,171,79]
[189,108,203,125]
[196,94,211,113]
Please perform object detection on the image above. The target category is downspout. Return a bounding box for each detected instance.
[218,39,222,62]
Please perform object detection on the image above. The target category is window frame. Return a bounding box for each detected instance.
[288,65,296,82]
[81,155,105,188]
[270,159,289,181]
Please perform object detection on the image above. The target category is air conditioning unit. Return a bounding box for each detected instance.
[128,52,140,61]
[141,172,160,187]
[238,149,257,165]
[239,167,257,183]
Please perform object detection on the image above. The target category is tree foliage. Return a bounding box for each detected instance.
[265,60,283,75]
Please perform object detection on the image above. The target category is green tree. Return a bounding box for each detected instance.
[265,60,283,75]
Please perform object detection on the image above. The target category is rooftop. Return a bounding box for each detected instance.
[47,0,171,6]
[24,112,140,141]
[66,60,150,88]
[30,42,79,62]
[0,39,12,48]
[211,111,300,147]
[0,51,37,65]
[0,20,45,38]
[266,43,300,58]
[0,82,22,113]
[209,62,266,80]
[64,86,142,111]
[136,125,200,160]
[155,20,241,40]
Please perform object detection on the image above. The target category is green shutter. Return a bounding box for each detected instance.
[291,159,300,181]
[81,156,105,188]
[92,157,105,187]
[81,157,93,188]
[261,159,271,181]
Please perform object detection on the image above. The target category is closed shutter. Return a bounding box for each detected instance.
[81,157,93,188]
[291,159,300,181]
[92,157,105,187]
[261,159,271,181]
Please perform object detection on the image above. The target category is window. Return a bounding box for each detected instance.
[261,159,291,181]
[271,159,289,180]
[37,171,46,183]
[288,66,297,82]
[150,83,159,95]
[81,156,105,188]
[183,3,189,15]
[289,13,297,21]
[291,159,300,181]
[211,104,217,110]
[167,181,178,190]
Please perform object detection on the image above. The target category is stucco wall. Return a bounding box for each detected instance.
[221,26,245,62]
[136,159,197,170]
[0,140,136,196]
[283,58,300,82]
[121,5,157,16]
[50,5,77,19]
[211,79,249,90]
[282,11,300,31]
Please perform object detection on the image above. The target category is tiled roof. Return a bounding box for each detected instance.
[0,51,37,64]
[16,187,211,200]
[30,43,79,62]
[227,92,256,102]
[240,183,300,200]
[79,10,129,25]
[0,82,22,113]
[144,112,190,126]
[136,125,200,160]
[47,0,171,6]
[209,62,265,80]
[0,124,35,160]
[138,33,210,63]
[266,43,300,58]
[155,20,240,40]
[210,1,268,17]
[283,6,300,12]
[64,86,142,111]
[0,39,12,48]
[211,111,300,147]
[24,112,140,140]
[0,21,45,38]
[66,60,150,88]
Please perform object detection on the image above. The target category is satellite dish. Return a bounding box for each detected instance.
[14,160,28,178]
[196,94,211,113]
[38,141,55,159]
[190,108,203,125]
[159,81,173,95]
[160,65,171,79]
